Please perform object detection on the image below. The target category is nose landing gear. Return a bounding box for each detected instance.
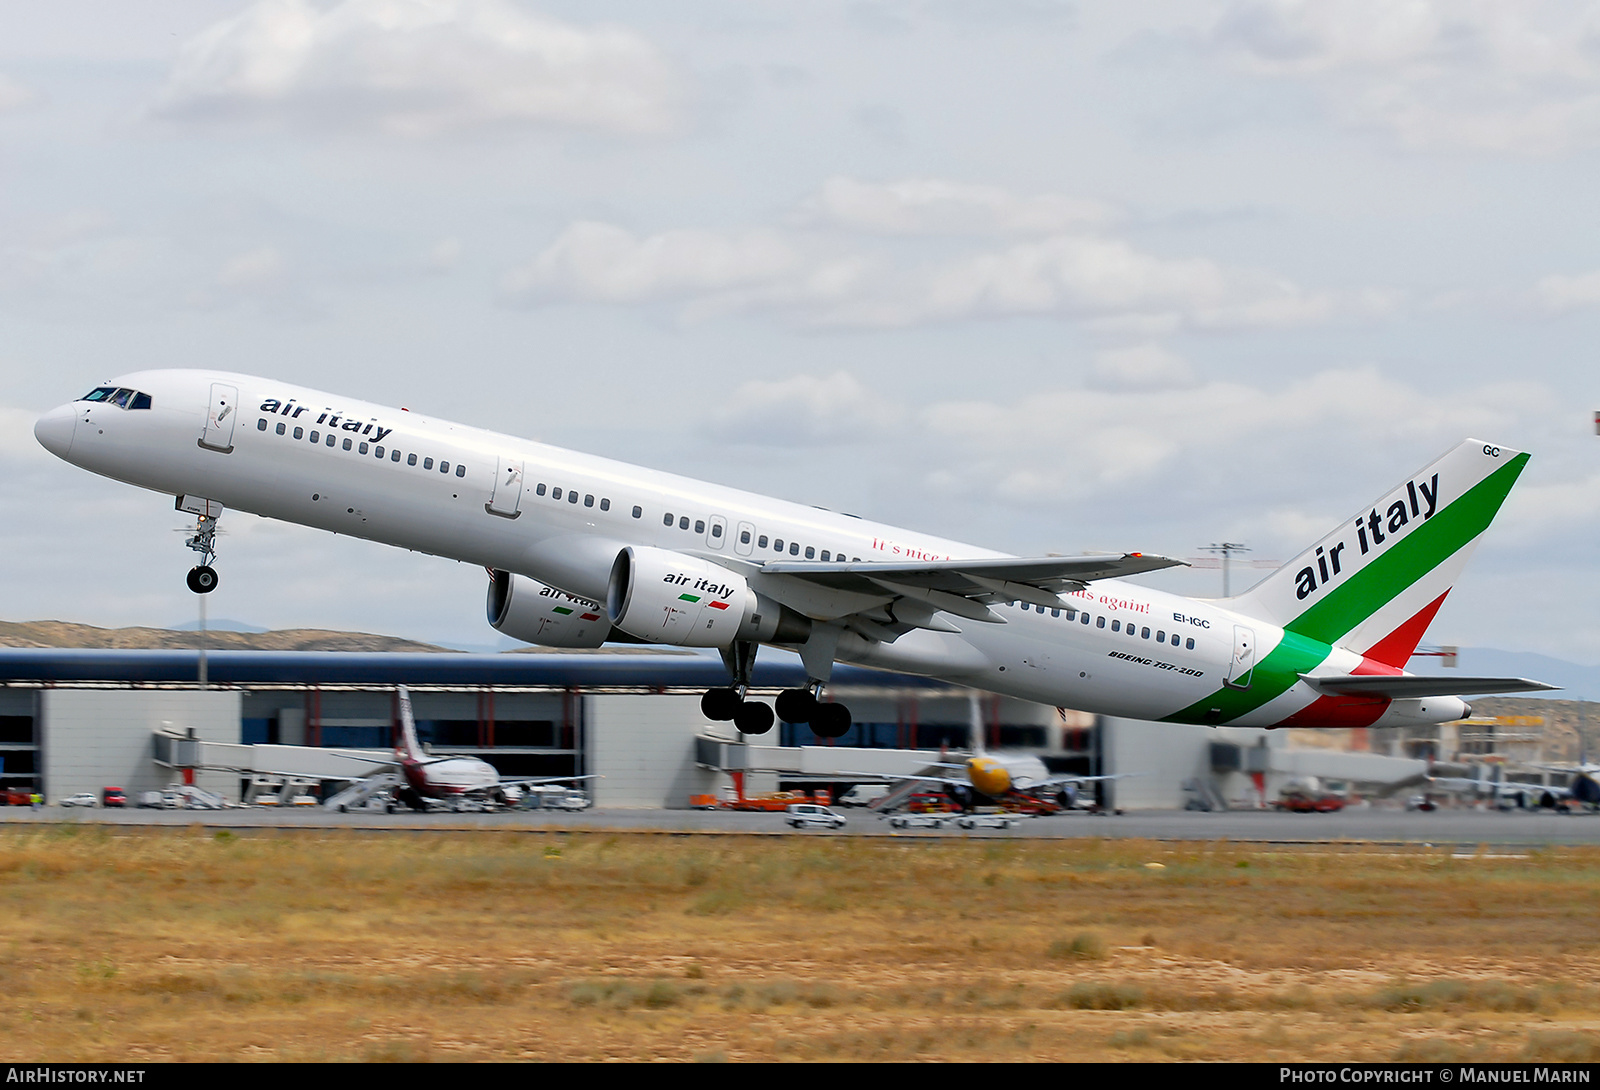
[179,499,223,594]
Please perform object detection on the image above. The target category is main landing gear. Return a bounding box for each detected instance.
[699,643,855,739]
[701,641,775,734]
[776,685,852,740]
[184,509,221,595]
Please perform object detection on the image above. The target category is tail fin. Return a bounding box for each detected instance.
[1230,440,1528,666]
[395,685,425,761]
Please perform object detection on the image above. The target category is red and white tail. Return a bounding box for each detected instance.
[395,685,425,762]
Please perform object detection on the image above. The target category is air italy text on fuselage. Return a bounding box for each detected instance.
[258,398,394,445]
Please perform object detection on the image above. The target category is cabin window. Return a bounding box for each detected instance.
[599,498,609,511]
[536,483,546,496]
[309,430,320,443]
[1186,638,1195,650]
[663,512,673,526]
[789,542,800,555]
[1141,627,1150,639]
[820,550,829,561]
[773,539,784,551]
[584,493,594,507]
[391,449,400,462]
[439,461,449,473]
[1050,608,1059,618]
[407,453,417,466]
[423,457,433,469]
[1096,616,1106,629]
[276,422,286,435]
[568,490,579,504]
[804,546,815,559]
[456,465,466,478]
[1080,613,1089,625]
[257,418,267,431]
[679,516,689,529]
[359,442,368,454]
[694,519,705,533]
[1156,630,1165,642]
[326,434,336,447]
[552,486,562,500]
[1111,620,1121,633]
[631,505,641,518]
[742,531,752,545]
[374,446,383,458]
[758,535,768,548]
[294,427,304,440]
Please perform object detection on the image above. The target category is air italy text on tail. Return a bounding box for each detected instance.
[1162,440,1552,730]
[1231,439,1528,667]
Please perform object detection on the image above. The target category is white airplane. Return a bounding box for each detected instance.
[33,371,1554,737]
[387,685,592,811]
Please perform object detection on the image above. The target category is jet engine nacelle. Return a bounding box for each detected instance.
[1369,696,1471,728]
[487,570,613,649]
[606,546,810,648]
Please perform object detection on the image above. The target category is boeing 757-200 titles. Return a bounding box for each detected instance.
[33,372,1553,736]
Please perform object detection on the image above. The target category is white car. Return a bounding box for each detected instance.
[58,793,97,808]
[786,803,847,829]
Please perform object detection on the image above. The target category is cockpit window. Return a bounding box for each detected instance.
[79,387,152,410]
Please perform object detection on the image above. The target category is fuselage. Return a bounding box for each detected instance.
[33,369,1466,729]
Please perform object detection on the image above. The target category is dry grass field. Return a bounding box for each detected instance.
[2,825,1599,1062]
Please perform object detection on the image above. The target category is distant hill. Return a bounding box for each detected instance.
[1407,648,1600,702]
[0,620,454,654]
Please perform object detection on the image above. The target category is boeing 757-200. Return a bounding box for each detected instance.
[33,372,1553,736]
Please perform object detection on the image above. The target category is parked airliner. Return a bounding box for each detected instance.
[33,371,1552,736]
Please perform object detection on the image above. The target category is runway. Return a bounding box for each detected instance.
[8,805,1600,846]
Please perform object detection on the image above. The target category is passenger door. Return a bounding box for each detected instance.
[199,383,239,453]
[486,458,525,519]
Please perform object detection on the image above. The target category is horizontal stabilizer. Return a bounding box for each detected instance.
[1299,675,1559,699]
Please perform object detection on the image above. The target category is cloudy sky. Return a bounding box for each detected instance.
[3,0,1598,665]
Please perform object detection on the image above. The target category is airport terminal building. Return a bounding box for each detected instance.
[0,647,1460,811]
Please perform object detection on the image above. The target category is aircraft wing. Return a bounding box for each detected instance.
[1299,675,1559,699]
[746,553,1185,631]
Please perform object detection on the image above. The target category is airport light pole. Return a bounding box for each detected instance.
[1201,541,1250,598]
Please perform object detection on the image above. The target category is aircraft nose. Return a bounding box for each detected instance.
[33,403,76,459]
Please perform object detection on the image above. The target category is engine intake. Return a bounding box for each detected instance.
[607,546,809,648]
[487,570,613,649]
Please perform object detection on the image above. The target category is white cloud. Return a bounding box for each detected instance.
[0,406,50,462]
[1090,344,1197,390]
[797,176,1117,236]
[1530,270,1600,314]
[703,372,904,446]
[504,207,1386,332]
[502,221,800,304]
[154,0,685,137]
[0,74,34,112]
[216,245,287,290]
[916,367,1550,503]
[1208,0,1600,154]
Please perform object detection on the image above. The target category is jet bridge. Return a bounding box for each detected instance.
[152,727,394,781]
